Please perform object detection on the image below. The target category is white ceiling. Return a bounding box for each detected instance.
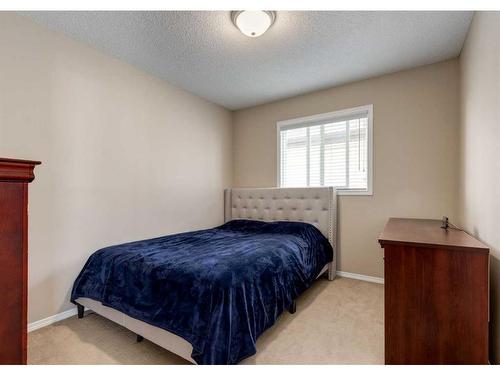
[24,11,473,110]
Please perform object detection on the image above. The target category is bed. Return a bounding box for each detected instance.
[72,187,337,364]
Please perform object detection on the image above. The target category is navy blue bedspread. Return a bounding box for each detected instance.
[71,219,333,364]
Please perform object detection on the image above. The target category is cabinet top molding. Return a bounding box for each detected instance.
[0,158,41,183]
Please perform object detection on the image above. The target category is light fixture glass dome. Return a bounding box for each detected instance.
[231,11,276,38]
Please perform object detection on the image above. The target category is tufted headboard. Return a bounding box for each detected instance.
[224,187,337,279]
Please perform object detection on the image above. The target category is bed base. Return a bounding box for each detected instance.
[75,296,197,363]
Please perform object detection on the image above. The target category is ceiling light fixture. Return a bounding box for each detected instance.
[231,11,276,38]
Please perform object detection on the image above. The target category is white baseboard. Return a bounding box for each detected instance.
[28,307,79,332]
[337,271,384,284]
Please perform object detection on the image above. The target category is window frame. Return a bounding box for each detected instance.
[276,104,373,196]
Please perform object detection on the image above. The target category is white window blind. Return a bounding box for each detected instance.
[278,105,372,195]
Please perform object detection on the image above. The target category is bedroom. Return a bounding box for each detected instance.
[0,0,498,369]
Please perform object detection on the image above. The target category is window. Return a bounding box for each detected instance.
[278,105,373,195]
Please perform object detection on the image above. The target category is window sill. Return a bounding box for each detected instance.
[336,189,373,196]
[278,186,373,196]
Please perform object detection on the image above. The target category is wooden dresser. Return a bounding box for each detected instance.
[0,158,40,364]
[379,218,489,364]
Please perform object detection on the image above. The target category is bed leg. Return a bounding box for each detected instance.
[288,300,296,314]
[328,262,336,281]
[136,334,144,343]
[77,303,84,319]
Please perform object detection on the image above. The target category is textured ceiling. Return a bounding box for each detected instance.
[24,11,473,110]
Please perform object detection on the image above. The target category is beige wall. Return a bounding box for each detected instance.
[233,60,460,278]
[0,12,478,343]
[0,13,233,323]
[458,12,500,363]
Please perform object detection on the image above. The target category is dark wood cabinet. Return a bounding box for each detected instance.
[379,218,489,364]
[0,158,40,365]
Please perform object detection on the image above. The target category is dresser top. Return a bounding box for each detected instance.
[379,218,489,254]
[0,157,41,183]
[0,157,41,165]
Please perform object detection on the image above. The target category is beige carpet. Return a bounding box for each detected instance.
[28,276,384,364]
